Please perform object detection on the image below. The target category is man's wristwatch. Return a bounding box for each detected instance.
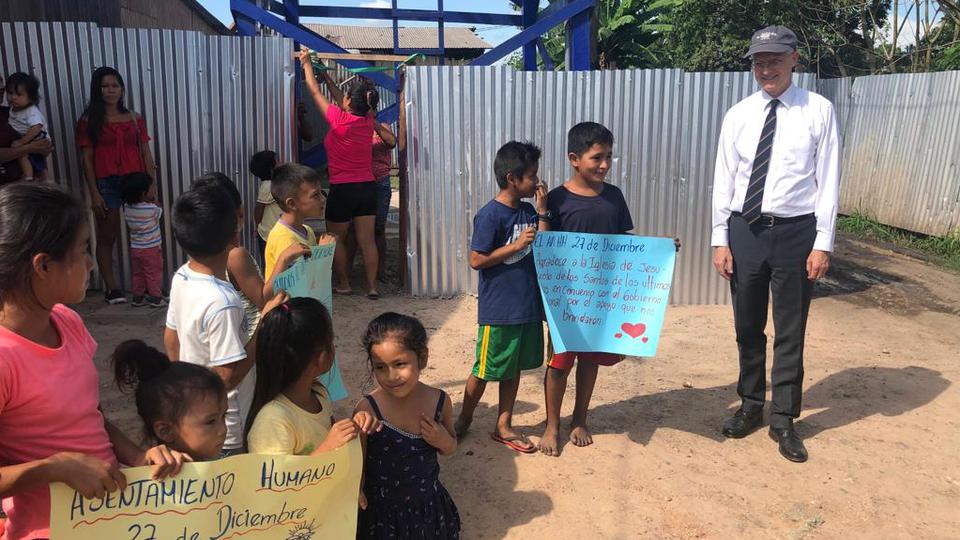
[537,210,552,221]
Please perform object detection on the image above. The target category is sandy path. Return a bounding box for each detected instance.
[81,234,960,539]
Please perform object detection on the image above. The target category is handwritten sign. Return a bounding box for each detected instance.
[533,232,676,357]
[271,243,347,401]
[272,244,336,312]
[50,439,363,540]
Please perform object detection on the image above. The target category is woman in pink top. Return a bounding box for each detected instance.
[0,184,187,540]
[320,71,406,284]
[301,49,386,299]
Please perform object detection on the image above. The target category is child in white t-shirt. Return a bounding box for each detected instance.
[4,72,49,180]
[165,182,286,456]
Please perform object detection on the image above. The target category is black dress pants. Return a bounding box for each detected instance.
[728,213,817,428]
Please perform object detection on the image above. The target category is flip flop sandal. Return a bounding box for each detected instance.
[334,288,353,295]
[366,291,380,300]
[490,432,537,454]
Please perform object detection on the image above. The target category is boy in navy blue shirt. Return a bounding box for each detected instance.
[454,141,549,453]
[539,122,633,457]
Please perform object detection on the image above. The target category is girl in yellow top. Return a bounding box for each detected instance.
[245,297,380,455]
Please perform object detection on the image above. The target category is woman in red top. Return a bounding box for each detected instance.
[76,67,158,304]
[301,49,384,299]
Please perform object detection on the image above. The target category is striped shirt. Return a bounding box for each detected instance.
[122,202,162,249]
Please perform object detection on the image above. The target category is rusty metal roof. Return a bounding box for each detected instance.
[304,23,492,51]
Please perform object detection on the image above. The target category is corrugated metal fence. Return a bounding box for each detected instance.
[819,71,960,237]
[404,66,818,303]
[0,21,295,286]
[2,24,955,303]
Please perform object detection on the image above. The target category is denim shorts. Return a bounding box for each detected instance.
[96,175,125,210]
[375,176,392,230]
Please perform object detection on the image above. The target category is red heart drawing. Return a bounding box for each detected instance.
[621,322,646,339]
[642,337,649,343]
[614,333,623,339]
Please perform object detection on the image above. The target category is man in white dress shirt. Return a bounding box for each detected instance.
[711,25,841,463]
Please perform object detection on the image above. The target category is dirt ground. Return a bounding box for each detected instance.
[78,232,960,540]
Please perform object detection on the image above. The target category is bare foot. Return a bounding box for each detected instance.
[539,426,560,457]
[569,424,593,447]
[454,415,472,440]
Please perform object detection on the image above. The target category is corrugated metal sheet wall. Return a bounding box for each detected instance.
[0,21,294,287]
[404,65,816,303]
[2,25,954,302]
[819,71,960,237]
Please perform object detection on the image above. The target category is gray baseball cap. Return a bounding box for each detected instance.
[743,25,797,58]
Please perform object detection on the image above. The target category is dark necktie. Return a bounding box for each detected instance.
[742,99,780,224]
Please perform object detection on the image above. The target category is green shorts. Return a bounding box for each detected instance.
[473,322,544,381]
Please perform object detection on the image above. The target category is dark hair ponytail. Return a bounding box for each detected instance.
[362,312,429,371]
[244,298,335,443]
[112,340,225,444]
[346,78,379,116]
[0,184,86,304]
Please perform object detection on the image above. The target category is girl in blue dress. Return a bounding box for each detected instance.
[356,312,461,539]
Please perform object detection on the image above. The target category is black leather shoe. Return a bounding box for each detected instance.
[768,426,808,462]
[721,408,763,438]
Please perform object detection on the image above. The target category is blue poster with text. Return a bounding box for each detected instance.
[533,232,676,357]
[272,243,347,400]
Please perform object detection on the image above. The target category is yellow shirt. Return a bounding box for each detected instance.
[264,219,316,279]
[246,384,333,455]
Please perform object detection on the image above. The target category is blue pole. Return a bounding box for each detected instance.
[566,1,594,71]
[438,0,445,66]
[284,0,303,163]
[392,0,400,55]
[521,0,537,70]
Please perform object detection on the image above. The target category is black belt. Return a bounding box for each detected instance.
[731,212,814,227]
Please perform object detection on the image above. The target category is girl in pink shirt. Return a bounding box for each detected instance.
[0,184,188,540]
[301,49,383,300]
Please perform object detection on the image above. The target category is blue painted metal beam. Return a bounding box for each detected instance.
[536,37,555,71]
[284,0,302,161]
[470,0,595,67]
[230,0,398,92]
[521,0,537,71]
[437,0,446,66]
[235,15,257,37]
[392,0,400,58]
[268,0,289,18]
[296,6,522,26]
[282,0,299,22]
[566,3,593,71]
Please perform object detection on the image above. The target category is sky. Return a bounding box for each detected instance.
[198,0,536,47]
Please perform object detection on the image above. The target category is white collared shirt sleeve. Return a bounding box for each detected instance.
[813,103,841,252]
[711,112,738,247]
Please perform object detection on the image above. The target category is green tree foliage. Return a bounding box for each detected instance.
[595,0,680,68]
[507,0,959,75]
[665,1,960,76]
[508,0,679,70]
[665,0,890,77]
